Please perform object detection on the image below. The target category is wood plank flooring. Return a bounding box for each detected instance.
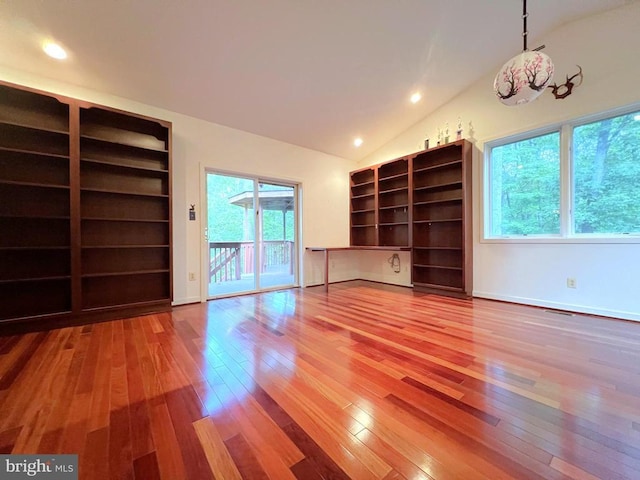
[1,280,640,479]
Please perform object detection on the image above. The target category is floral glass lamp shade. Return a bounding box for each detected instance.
[493,0,554,106]
[494,50,554,105]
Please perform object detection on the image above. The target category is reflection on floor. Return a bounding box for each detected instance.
[208,271,295,296]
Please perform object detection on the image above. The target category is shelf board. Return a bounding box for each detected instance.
[379,222,408,227]
[351,192,375,200]
[81,244,170,249]
[0,246,70,251]
[413,159,462,173]
[351,224,375,228]
[413,181,462,192]
[413,264,462,271]
[413,246,462,251]
[379,186,408,195]
[0,275,71,284]
[351,208,375,214]
[412,282,463,292]
[413,218,462,224]
[81,157,169,174]
[0,214,70,220]
[379,171,408,181]
[0,119,69,136]
[0,179,70,190]
[81,217,169,223]
[310,246,411,252]
[81,134,169,153]
[0,146,69,160]
[415,140,464,154]
[80,187,168,198]
[413,198,462,206]
[82,269,170,279]
[378,204,408,211]
[351,180,375,188]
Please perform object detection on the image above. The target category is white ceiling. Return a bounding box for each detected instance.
[0,0,633,160]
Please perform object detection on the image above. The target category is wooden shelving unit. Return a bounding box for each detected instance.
[377,158,409,247]
[0,81,172,328]
[349,156,411,248]
[79,106,172,312]
[412,141,472,297]
[0,85,72,321]
[348,139,472,297]
[350,167,376,246]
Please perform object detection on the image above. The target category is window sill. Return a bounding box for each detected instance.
[481,236,640,244]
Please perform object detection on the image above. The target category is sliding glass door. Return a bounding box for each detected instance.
[206,172,297,298]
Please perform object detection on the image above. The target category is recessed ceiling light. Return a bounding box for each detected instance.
[354,138,363,147]
[43,41,67,60]
[410,92,422,104]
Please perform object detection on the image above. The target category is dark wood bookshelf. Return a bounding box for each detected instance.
[0,81,172,327]
[349,156,410,248]
[348,139,472,297]
[412,140,472,297]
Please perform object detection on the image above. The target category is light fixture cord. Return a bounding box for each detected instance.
[522,0,528,52]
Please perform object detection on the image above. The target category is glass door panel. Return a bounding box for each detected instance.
[258,182,296,289]
[207,173,256,297]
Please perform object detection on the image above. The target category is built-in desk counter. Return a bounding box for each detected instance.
[306,246,411,291]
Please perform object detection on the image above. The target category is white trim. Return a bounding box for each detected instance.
[199,162,207,302]
[481,236,640,244]
[560,123,572,237]
[473,291,640,323]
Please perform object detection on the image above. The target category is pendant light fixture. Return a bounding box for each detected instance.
[493,0,554,106]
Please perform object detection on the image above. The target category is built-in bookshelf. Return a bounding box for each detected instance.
[0,84,72,321]
[0,81,172,328]
[350,167,377,246]
[412,140,472,296]
[348,139,472,297]
[349,156,411,247]
[79,106,171,311]
[377,158,409,247]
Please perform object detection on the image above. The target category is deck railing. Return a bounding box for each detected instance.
[209,241,294,283]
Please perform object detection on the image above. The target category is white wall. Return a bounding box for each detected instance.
[358,250,412,287]
[0,66,358,305]
[359,3,640,321]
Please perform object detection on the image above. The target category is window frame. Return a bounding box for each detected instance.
[482,102,640,244]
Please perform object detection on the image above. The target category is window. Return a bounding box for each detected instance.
[485,106,640,241]
[488,132,560,236]
[573,111,640,234]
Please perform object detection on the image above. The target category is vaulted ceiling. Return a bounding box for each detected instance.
[0,0,634,160]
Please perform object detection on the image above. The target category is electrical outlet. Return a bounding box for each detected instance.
[566,277,577,289]
[189,272,196,281]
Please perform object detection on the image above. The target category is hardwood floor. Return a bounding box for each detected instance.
[1,280,639,479]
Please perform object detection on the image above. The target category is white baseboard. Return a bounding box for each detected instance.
[472,291,640,322]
